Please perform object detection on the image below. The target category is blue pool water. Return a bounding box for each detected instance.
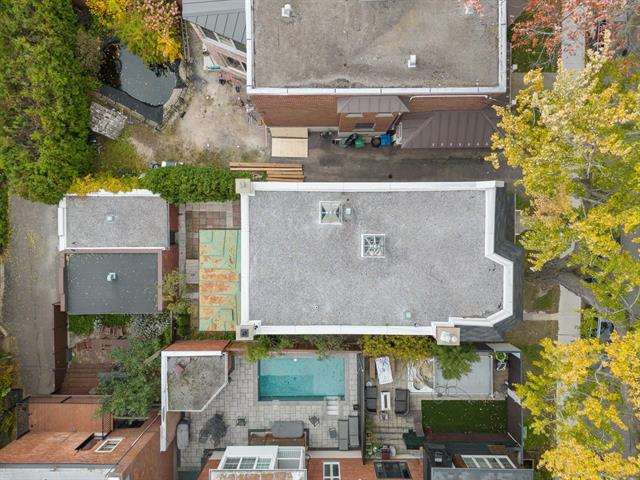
[258,356,345,401]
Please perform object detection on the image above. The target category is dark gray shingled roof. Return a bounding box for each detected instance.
[183,0,246,45]
[65,253,159,314]
[460,186,524,342]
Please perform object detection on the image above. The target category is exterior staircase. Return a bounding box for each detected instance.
[325,396,340,416]
[58,363,113,395]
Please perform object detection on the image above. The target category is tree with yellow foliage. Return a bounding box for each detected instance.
[487,42,640,326]
[518,332,640,479]
[87,0,181,65]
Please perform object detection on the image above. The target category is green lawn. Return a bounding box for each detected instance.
[422,400,507,433]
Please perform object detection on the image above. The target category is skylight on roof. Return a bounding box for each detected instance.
[361,234,385,258]
[319,201,343,224]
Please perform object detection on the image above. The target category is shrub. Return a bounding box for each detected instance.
[0,176,9,256]
[360,335,479,380]
[0,0,93,204]
[86,0,181,65]
[162,272,193,316]
[360,335,435,362]
[246,336,294,363]
[75,28,104,77]
[69,314,133,337]
[68,174,140,195]
[128,313,171,339]
[303,335,346,360]
[140,166,253,204]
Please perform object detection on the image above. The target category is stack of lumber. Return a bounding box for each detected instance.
[229,162,304,182]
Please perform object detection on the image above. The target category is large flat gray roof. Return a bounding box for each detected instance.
[246,188,504,329]
[62,195,169,249]
[252,0,502,89]
[65,253,160,314]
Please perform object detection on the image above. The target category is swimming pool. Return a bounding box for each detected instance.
[258,356,345,401]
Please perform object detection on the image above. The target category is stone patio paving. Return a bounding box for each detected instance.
[180,352,360,469]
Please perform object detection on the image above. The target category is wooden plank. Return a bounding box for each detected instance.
[229,162,303,168]
[271,138,308,158]
[270,127,309,139]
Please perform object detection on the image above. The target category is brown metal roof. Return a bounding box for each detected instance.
[399,108,499,149]
[337,96,409,113]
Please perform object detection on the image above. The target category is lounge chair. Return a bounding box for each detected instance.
[338,419,348,451]
[394,388,409,416]
[365,385,378,413]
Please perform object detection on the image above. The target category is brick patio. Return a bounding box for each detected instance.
[180,352,360,469]
[185,202,241,259]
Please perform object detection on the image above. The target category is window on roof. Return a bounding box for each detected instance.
[374,461,412,478]
[222,456,272,470]
[354,122,375,131]
[323,462,340,480]
[376,113,394,117]
[95,437,123,453]
[461,455,516,469]
[345,113,363,118]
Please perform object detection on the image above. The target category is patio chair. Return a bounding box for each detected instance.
[365,385,378,413]
[394,388,409,416]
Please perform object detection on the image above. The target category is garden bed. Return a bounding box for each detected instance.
[422,400,507,433]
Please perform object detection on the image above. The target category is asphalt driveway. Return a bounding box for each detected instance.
[2,197,59,394]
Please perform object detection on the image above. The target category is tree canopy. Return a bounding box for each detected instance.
[0,0,92,204]
[518,332,640,479]
[488,46,640,324]
[511,0,637,66]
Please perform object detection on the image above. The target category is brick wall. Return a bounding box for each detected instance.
[251,94,496,127]
[251,95,339,127]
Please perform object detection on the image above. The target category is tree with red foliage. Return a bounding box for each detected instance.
[511,0,638,64]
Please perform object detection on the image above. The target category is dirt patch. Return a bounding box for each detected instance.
[524,281,560,314]
[125,28,266,164]
[504,320,558,347]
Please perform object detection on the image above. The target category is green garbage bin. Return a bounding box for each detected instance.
[355,136,365,149]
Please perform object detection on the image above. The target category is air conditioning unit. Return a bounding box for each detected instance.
[281,4,292,17]
[407,54,417,68]
[236,325,255,341]
[435,326,460,346]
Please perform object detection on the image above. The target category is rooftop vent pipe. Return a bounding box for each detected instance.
[407,54,417,68]
[107,272,117,282]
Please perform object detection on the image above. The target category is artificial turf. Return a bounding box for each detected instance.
[422,400,507,433]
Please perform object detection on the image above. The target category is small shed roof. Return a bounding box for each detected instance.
[183,0,246,45]
[337,96,409,114]
[64,253,160,314]
[399,109,499,149]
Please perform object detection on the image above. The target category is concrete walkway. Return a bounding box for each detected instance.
[2,197,59,394]
[523,286,582,343]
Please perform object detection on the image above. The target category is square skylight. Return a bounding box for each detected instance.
[361,234,385,258]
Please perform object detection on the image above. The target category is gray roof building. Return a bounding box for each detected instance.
[64,253,161,314]
[59,194,169,250]
[182,0,246,45]
[239,181,522,340]
[249,0,506,92]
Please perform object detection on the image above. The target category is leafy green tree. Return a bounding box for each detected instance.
[0,0,92,204]
[487,45,640,325]
[99,337,165,418]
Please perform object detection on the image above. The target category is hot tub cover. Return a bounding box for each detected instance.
[271,421,304,438]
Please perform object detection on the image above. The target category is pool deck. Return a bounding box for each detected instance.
[180,352,360,469]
